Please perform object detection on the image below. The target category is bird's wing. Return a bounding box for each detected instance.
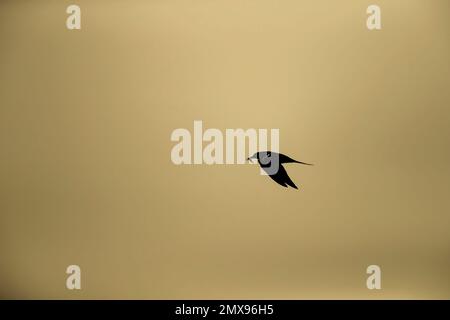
[263,164,298,189]
[279,153,312,165]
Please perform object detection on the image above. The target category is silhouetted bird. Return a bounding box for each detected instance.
[248,151,312,189]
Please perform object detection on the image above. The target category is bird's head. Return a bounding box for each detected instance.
[247,151,272,163]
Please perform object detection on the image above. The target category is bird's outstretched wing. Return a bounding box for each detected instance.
[278,153,313,165]
[263,164,298,189]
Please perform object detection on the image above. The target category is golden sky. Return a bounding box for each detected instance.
[0,0,449,299]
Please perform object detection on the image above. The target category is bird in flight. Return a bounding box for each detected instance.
[248,151,312,189]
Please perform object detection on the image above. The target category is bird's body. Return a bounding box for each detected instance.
[248,151,312,189]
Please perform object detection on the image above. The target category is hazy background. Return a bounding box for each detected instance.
[0,0,449,299]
